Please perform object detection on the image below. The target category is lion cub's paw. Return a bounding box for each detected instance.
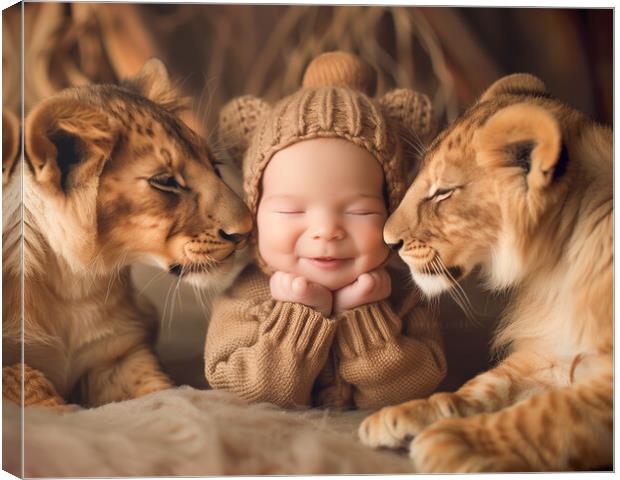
[359,397,443,449]
[3,363,68,409]
[410,417,523,473]
[3,365,24,405]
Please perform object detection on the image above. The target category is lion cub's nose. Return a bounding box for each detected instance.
[218,229,249,246]
[387,239,404,252]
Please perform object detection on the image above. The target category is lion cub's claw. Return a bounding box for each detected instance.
[359,398,440,449]
[359,406,409,448]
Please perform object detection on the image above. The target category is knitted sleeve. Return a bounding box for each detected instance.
[332,285,447,409]
[204,266,337,408]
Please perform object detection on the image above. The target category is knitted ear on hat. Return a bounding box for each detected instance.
[216,95,271,169]
[302,51,377,96]
[379,89,435,143]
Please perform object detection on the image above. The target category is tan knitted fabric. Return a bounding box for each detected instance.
[204,264,447,409]
[217,95,271,170]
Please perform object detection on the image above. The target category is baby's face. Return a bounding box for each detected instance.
[256,138,389,291]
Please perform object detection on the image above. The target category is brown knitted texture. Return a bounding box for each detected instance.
[217,95,270,169]
[379,89,435,143]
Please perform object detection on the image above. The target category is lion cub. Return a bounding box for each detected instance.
[3,59,252,408]
[360,74,612,472]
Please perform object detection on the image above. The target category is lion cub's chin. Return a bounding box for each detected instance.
[409,271,452,298]
[180,252,251,293]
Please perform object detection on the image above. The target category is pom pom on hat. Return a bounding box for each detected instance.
[302,51,377,96]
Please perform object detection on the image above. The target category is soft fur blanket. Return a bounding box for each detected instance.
[3,387,414,476]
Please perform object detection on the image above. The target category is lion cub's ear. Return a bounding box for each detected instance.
[479,73,547,102]
[379,89,435,144]
[123,58,187,112]
[216,95,271,169]
[474,103,565,190]
[25,95,119,193]
[3,109,20,186]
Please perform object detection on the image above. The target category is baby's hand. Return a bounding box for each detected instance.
[332,268,391,315]
[269,271,333,317]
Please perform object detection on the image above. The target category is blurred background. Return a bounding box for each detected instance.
[3,4,613,391]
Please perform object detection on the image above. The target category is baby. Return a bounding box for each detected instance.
[205,51,446,409]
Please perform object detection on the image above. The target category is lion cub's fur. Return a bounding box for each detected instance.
[3,59,252,408]
[359,74,612,472]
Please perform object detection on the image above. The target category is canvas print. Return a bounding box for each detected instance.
[2,3,613,475]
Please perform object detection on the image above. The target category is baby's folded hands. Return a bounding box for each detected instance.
[333,268,391,315]
[270,269,391,317]
[269,271,333,317]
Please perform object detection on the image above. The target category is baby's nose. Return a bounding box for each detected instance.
[311,221,345,241]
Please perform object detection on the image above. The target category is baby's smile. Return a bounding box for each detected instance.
[302,256,353,270]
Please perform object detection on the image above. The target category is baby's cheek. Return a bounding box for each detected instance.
[365,242,390,270]
[257,220,299,270]
[354,222,390,271]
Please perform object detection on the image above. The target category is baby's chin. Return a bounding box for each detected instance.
[299,268,362,291]
[309,275,356,291]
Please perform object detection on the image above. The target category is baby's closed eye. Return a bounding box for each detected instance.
[270,202,306,214]
[345,209,382,216]
[275,209,305,214]
[344,199,386,216]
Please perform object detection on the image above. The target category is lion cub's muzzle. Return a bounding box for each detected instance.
[398,239,435,266]
[184,229,250,262]
[169,227,251,276]
[390,237,465,280]
[217,229,249,250]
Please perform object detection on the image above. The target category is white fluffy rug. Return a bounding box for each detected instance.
[3,386,414,476]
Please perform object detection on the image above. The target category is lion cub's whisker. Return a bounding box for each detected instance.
[431,257,480,326]
[435,256,475,311]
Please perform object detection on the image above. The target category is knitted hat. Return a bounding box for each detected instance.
[217,51,434,218]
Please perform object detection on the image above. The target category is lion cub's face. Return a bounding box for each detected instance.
[385,74,572,297]
[24,59,252,286]
[96,98,252,285]
[384,118,501,297]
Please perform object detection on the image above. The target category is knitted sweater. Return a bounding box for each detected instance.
[204,263,447,409]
